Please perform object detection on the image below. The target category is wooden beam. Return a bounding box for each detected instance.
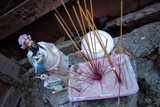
[0,0,70,40]
[0,86,22,107]
[0,53,27,87]
[106,2,160,28]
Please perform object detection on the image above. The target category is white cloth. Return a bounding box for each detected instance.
[27,42,69,75]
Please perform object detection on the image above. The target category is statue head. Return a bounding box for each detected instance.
[18,34,36,49]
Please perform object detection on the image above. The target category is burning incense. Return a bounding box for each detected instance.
[85,9,122,82]
[55,67,97,81]
[82,8,122,82]
[58,0,121,83]
[55,67,89,77]
[53,0,138,103]
[52,82,84,94]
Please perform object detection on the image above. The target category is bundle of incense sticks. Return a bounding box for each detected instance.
[54,0,122,82]
[53,0,125,104]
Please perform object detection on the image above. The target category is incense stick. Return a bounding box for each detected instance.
[55,67,89,77]
[120,0,123,55]
[102,39,108,69]
[90,0,93,18]
[77,0,87,35]
[54,8,71,36]
[117,0,123,104]
[52,82,84,94]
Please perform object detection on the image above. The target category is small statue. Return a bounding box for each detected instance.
[36,74,62,90]
[18,34,69,75]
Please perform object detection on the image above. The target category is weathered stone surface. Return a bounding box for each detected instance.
[114,21,160,107]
